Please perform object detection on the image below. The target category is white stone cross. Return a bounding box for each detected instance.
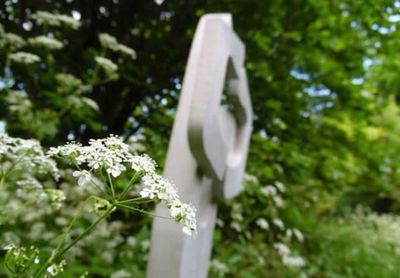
[147,13,253,278]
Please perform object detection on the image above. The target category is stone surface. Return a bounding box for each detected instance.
[147,13,252,278]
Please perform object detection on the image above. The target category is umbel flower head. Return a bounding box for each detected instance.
[0,133,59,179]
[28,35,63,50]
[48,135,197,235]
[9,52,41,64]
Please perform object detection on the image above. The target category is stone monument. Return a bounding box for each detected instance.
[147,13,252,278]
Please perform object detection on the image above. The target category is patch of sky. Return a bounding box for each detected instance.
[372,23,397,34]
[290,69,310,81]
[0,76,15,90]
[363,57,380,68]
[351,77,364,85]
[304,86,333,97]
[71,10,81,21]
[389,14,400,23]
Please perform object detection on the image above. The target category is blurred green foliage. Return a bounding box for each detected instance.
[2,0,400,277]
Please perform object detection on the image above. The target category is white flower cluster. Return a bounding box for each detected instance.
[48,135,149,178]
[3,244,40,275]
[260,181,285,207]
[95,56,118,75]
[31,11,81,30]
[48,135,197,235]
[9,51,41,64]
[140,174,196,234]
[0,133,59,180]
[209,259,229,275]
[45,189,66,210]
[98,33,136,59]
[273,218,285,230]
[1,33,26,49]
[46,260,66,277]
[28,35,63,50]
[274,242,306,268]
[230,203,244,232]
[256,218,269,230]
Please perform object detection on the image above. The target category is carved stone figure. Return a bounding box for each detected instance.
[147,13,253,278]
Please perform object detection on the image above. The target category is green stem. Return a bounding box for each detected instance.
[119,171,143,200]
[115,203,172,220]
[118,198,153,205]
[33,205,115,278]
[0,157,25,186]
[107,172,115,200]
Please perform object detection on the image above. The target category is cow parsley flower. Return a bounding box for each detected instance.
[9,52,41,64]
[261,185,277,196]
[31,11,81,29]
[282,255,306,267]
[57,14,81,29]
[98,33,136,59]
[210,259,229,275]
[256,218,269,230]
[131,154,157,172]
[139,173,197,234]
[95,56,118,74]
[72,170,92,186]
[28,36,63,50]
[46,260,66,277]
[275,181,286,193]
[117,44,136,59]
[293,228,304,242]
[48,135,197,235]
[4,244,40,275]
[169,200,197,235]
[140,173,179,201]
[274,242,290,256]
[99,33,119,50]
[0,133,59,179]
[45,189,66,210]
[2,33,26,49]
[273,218,285,230]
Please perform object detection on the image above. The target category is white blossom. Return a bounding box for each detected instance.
[131,154,156,172]
[169,200,197,235]
[274,242,290,256]
[261,185,277,196]
[273,195,284,207]
[230,222,242,232]
[28,35,63,50]
[117,44,136,59]
[98,33,136,59]
[0,133,59,179]
[256,218,269,230]
[2,33,26,49]
[99,33,119,50]
[45,189,66,210]
[111,269,131,278]
[273,218,285,230]
[49,135,197,235]
[31,11,80,29]
[275,181,286,193]
[72,170,92,186]
[282,255,306,267]
[210,259,229,275]
[293,229,304,242]
[46,260,66,277]
[9,51,41,64]
[95,56,118,74]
